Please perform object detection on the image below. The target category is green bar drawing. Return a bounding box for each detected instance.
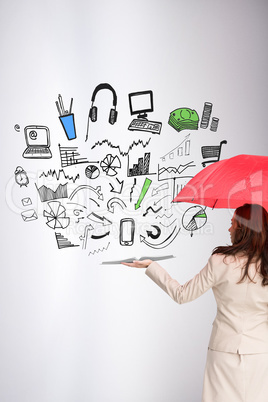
[135,178,152,210]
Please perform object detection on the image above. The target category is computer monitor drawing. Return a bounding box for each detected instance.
[128,90,154,119]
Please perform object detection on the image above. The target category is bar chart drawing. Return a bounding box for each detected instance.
[59,144,89,168]
[160,135,191,161]
[127,152,155,177]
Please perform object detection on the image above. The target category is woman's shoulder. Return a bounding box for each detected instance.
[209,252,247,267]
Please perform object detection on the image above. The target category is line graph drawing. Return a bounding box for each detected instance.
[39,169,80,183]
[158,161,196,199]
[88,242,110,256]
[36,183,68,202]
[59,144,89,167]
[91,138,151,156]
[160,134,191,161]
[143,206,163,217]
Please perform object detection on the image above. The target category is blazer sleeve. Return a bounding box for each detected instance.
[145,256,215,304]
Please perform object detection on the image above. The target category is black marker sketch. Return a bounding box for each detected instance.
[182,205,207,237]
[143,206,163,217]
[109,178,124,194]
[21,209,38,222]
[151,183,169,196]
[15,166,29,187]
[67,202,87,209]
[100,154,121,176]
[21,197,32,207]
[88,242,110,256]
[168,108,199,132]
[140,225,180,249]
[159,218,177,228]
[210,117,219,132]
[36,183,68,202]
[56,94,76,140]
[156,212,174,219]
[69,185,103,201]
[85,165,100,179]
[128,90,162,134]
[43,201,70,230]
[59,144,89,168]
[79,224,94,249]
[201,140,227,167]
[14,124,20,132]
[91,138,151,156]
[73,209,85,223]
[200,102,213,129]
[130,178,137,202]
[91,232,110,240]
[153,194,172,206]
[107,197,127,213]
[88,198,100,207]
[158,161,196,199]
[55,233,79,249]
[127,153,156,177]
[23,125,52,159]
[146,225,161,240]
[39,169,80,183]
[87,212,112,226]
[86,83,118,141]
[160,134,191,162]
[120,218,135,246]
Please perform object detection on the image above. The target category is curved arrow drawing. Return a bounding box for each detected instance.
[69,185,104,201]
[153,194,172,206]
[91,231,110,240]
[107,197,127,213]
[79,224,94,249]
[151,183,169,196]
[146,225,161,240]
[140,224,180,249]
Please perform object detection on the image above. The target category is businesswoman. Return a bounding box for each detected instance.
[122,203,268,402]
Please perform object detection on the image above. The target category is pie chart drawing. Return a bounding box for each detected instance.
[85,164,100,179]
[100,154,121,176]
[182,205,207,236]
[43,201,70,229]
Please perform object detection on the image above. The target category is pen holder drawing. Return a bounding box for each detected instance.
[59,114,76,140]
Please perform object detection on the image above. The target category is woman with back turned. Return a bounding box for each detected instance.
[122,203,268,402]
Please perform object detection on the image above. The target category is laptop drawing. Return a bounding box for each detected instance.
[23,125,52,159]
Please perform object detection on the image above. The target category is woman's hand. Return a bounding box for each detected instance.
[121,259,153,269]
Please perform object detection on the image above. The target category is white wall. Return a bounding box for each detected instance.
[1,0,268,401]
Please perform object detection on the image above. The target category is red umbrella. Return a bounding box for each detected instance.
[173,154,268,210]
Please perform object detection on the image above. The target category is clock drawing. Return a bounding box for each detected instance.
[15,166,29,187]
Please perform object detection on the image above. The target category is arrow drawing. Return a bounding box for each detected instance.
[109,178,124,194]
[79,224,94,249]
[87,212,112,226]
[91,231,110,240]
[151,183,169,197]
[107,197,127,213]
[140,224,180,249]
[135,178,152,210]
[143,206,163,217]
[69,185,104,201]
[146,225,161,240]
[153,194,172,206]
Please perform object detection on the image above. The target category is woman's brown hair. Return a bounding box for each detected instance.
[212,204,268,286]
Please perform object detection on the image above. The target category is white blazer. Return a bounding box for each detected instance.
[145,253,268,354]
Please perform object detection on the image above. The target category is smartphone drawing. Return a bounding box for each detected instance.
[119,218,135,246]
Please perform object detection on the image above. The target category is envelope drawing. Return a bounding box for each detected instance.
[21,209,38,222]
[22,197,32,207]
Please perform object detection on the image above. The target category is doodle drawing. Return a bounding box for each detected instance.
[58,144,89,168]
[85,165,100,179]
[15,166,29,187]
[88,242,110,256]
[127,153,155,177]
[100,154,121,176]
[91,138,151,157]
[160,134,191,161]
[182,205,207,237]
[36,183,68,202]
[21,209,38,222]
[21,197,32,207]
[56,94,76,140]
[107,197,127,213]
[120,218,135,246]
[128,90,162,134]
[201,140,227,167]
[39,169,80,183]
[168,108,199,132]
[135,178,152,210]
[200,102,213,129]
[109,178,124,194]
[22,125,52,159]
[43,201,70,229]
[140,224,180,249]
[55,233,79,249]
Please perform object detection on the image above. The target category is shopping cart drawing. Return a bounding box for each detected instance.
[201,140,227,167]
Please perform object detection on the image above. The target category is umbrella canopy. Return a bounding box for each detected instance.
[173,154,268,210]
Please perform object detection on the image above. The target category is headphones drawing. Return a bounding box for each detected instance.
[89,83,118,123]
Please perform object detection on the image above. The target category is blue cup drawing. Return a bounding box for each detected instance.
[59,113,76,140]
